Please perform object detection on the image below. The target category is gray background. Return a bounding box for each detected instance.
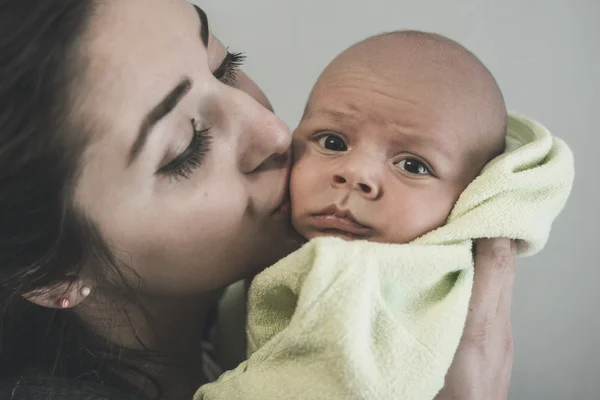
[199,0,598,398]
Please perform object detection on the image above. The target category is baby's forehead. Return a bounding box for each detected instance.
[306,62,466,135]
[307,40,499,134]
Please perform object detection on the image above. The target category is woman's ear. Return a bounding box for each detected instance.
[23,280,92,309]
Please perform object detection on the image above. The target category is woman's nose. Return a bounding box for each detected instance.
[231,90,291,174]
[330,158,382,200]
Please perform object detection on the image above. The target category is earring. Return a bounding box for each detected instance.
[59,298,70,309]
[58,286,90,309]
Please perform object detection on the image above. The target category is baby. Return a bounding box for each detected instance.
[291,30,507,245]
[196,31,572,400]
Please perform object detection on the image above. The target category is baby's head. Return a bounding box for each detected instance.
[290,31,507,243]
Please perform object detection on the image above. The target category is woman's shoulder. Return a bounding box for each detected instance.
[0,377,148,400]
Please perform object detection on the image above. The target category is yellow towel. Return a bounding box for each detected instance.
[195,112,574,400]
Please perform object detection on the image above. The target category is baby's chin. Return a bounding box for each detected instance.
[311,231,370,242]
[295,225,373,243]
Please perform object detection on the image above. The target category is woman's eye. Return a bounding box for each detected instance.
[318,134,347,152]
[158,123,212,181]
[395,158,431,175]
[213,51,246,86]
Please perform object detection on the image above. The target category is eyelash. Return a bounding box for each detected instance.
[316,133,348,152]
[395,158,433,176]
[213,51,246,86]
[158,123,212,180]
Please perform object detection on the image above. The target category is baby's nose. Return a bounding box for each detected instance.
[331,165,382,200]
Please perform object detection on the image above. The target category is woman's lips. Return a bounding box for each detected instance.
[274,199,291,216]
[309,205,372,236]
[272,186,291,218]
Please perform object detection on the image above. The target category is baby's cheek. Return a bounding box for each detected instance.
[289,162,309,234]
[383,192,455,243]
[290,154,331,240]
[412,195,456,237]
[289,162,303,209]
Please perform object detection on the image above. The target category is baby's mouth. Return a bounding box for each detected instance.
[309,205,372,238]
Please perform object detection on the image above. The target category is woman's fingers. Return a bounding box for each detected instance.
[498,242,517,318]
[470,238,516,325]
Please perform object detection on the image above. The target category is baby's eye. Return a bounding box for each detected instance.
[395,158,431,175]
[318,134,347,152]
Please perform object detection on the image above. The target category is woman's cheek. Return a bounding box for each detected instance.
[182,176,248,233]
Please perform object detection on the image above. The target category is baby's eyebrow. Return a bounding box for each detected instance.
[303,109,351,123]
[388,128,454,160]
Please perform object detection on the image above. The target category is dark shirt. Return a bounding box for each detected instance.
[0,377,148,400]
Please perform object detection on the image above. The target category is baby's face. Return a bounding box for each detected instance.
[290,65,484,243]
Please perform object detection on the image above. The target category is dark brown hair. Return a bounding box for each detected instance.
[0,0,153,394]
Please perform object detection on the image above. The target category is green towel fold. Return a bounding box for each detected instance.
[195,113,574,400]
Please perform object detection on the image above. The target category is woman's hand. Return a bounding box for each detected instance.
[435,238,517,400]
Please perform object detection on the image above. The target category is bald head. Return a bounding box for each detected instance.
[310,30,507,166]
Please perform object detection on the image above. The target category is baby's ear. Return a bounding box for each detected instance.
[23,280,91,309]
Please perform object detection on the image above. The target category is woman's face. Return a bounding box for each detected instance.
[73,0,299,296]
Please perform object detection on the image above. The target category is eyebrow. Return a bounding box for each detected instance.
[304,109,348,123]
[193,4,209,48]
[127,6,210,165]
[128,79,192,165]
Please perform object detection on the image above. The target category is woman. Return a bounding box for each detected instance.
[0,0,515,399]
